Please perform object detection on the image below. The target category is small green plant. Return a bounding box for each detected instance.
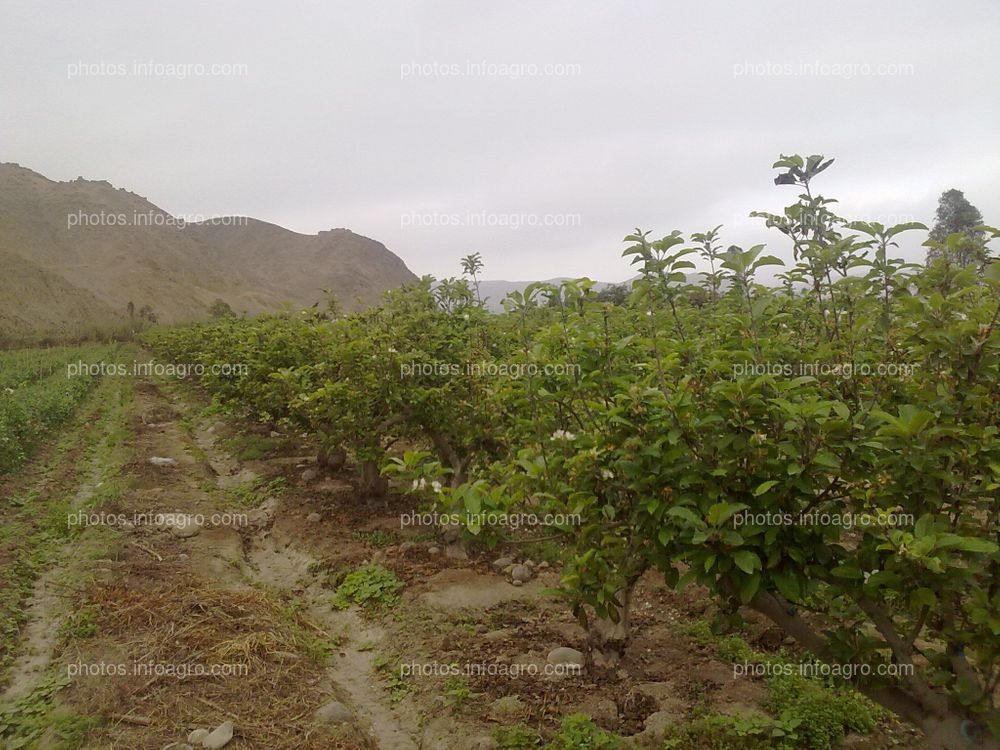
[680,619,758,663]
[0,673,72,746]
[49,711,101,748]
[548,713,622,749]
[373,655,414,702]
[332,564,403,611]
[230,475,287,508]
[492,724,541,749]
[661,713,783,750]
[224,433,291,461]
[453,614,477,633]
[352,529,397,547]
[765,672,880,749]
[441,675,472,707]
[60,604,99,641]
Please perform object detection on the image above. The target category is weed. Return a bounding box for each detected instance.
[766,672,881,749]
[60,604,99,641]
[492,724,542,749]
[373,653,414,702]
[547,713,622,749]
[224,434,291,461]
[0,672,72,745]
[441,675,472,708]
[230,476,287,509]
[331,564,403,611]
[351,529,397,548]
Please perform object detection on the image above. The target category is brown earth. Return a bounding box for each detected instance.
[0,163,417,340]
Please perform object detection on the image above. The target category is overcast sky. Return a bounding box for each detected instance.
[2,0,998,282]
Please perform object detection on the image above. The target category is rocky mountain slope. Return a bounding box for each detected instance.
[0,163,417,338]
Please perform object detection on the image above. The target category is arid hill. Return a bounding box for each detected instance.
[0,163,417,338]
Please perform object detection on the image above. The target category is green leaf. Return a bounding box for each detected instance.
[732,550,761,574]
[666,506,701,525]
[954,537,999,554]
[754,480,779,497]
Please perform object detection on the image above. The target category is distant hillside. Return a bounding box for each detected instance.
[0,163,417,338]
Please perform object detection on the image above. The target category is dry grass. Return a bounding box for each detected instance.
[62,570,369,749]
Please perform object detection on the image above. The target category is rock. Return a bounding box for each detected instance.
[441,523,461,543]
[483,629,508,642]
[149,456,177,467]
[569,696,618,728]
[547,647,585,668]
[314,699,353,724]
[201,720,234,749]
[492,556,514,570]
[537,561,550,569]
[301,468,318,482]
[511,579,523,587]
[444,543,468,561]
[269,430,280,438]
[306,512,321,524]
[510,564,533,583]
[464,738,498,750]
[643,709,681,734]
[428,545,441,555]
[168,515,203,538]
[187,729,210,744]
[523,559,536,568]
[489,695,527,722]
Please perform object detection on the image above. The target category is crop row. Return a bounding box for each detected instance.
[0,345,127,474]
[0,345,111,390]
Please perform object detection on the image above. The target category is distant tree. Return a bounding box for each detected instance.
[691,225,726,301]
[208,298,236,318]
[321,288,341,319]
[126,301,135,320]
[595,283,629,305]
[926,189,985,265]
[460,253,484,305]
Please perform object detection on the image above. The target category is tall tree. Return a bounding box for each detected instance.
[926,189,985,265]
[460,252,485,305]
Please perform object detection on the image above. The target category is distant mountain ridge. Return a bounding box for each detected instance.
[0,163,417,338]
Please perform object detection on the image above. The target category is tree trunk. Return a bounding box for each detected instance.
[317,442,346,471]
[584,570,644,669]
[358,460,388,498]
